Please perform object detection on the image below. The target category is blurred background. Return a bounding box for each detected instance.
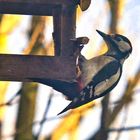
[0,0,140,140]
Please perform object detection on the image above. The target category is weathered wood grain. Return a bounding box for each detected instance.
[0,0,78,15]
[0,54,76,82]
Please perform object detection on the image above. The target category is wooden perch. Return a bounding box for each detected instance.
[0,0,78,15]
[0,54,76,82]
[0,0,78,83]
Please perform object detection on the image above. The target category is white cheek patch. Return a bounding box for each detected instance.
[118,41,130,52]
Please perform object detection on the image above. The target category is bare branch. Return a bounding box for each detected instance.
[0,89,21,107]
[34,91,54,140]
[108,125,140,133]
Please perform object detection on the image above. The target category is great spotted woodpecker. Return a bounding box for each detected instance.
[58,30,132,115]
[29,30,132,115]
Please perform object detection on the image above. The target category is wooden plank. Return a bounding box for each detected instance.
[0,2,59,15]
[0,0,75,5]
[0,0,78,15]
[0,54,76,82]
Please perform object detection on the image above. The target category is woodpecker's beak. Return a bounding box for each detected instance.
[96,30,114,46]
[96,30,108,39]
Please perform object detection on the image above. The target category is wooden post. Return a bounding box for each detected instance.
[61,5,77,56]
[52,7,62,55]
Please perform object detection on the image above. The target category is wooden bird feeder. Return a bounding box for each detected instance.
[0,0,91,83]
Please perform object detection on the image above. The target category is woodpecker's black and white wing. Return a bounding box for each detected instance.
[58,55,122,115]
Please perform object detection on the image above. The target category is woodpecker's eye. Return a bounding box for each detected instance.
[115,36,122,42]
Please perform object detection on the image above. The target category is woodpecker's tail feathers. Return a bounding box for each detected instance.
[57,103,73,115]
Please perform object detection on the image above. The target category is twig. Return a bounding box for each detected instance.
[99,94,111,140]
[34,91,54,140]
[0,89,21,107]
[115,106,128,140]
[1,102,95,139]
[108,125,140,132]
[23,17,45,54]
[110,89,140,105]
[108,66,140,126]
[1,115,66,139]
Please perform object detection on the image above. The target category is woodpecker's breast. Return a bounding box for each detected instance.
[80,55,121,89]
[80,55,116,87]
